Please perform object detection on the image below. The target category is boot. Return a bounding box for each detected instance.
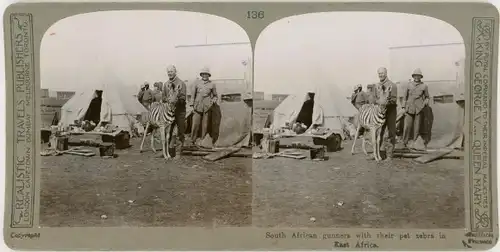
[385,144,394,161]
[174,140,183,160]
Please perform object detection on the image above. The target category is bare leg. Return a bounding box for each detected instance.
[139,122,149,153]
[351,124,361,155]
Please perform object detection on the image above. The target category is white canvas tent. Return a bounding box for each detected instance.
[58,84,148,133]
[270,82,358,138]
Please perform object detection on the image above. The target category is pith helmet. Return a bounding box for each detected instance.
[200,67,211,77]
[412,68,423,78]
[353,84,362,91]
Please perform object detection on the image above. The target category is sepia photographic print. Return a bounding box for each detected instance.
[253,12,467,229]
[2,1,499,251]
[38,10,253,227]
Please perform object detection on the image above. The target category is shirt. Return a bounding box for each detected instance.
[162,76,187,106]
[152,90,163,102]
[192,79,218,113]
[351,91,369,109]
[141,89,154,104]
[404,81,430,115]
[137,90,144,103]
[374,78,398,106]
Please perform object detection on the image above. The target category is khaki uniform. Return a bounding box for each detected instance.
[137,89,144,103]
[374,78,398,157]
[141,89,154,109]
[162,76,187,153]
[191,79,218,143]
[402,81,430,145]
[351,91,369,110]
[152,90,163,102]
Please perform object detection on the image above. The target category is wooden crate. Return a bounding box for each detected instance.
[310,146,326,159]
[253,132,264,147]
[41,129,51,143]
[313,134,342,152]
[55,136,69,151]
[102,131,131,149]
[267,139,280,153]
[99,143,115,157]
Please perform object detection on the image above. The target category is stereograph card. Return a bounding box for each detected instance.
[2,0,499,250]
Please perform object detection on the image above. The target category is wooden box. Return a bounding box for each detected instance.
[310,146,326,160]
[53,136,69,151]
[253,132,264,147]
[313,134,342,152]
[267,139,280,153]
[99,143,115,157]
[41,129,51,143]
[102,131,131,149]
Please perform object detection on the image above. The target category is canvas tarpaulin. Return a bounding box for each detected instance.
[185,100,252,148]
[396,100,464,150]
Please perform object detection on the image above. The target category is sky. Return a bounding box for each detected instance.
[254,12,465,96]
[41,11,464,97]
[40,11,252,94]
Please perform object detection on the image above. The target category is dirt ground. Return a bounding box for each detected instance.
[39,138,252,227]
[40,127,464,229]
[252,137,465,229]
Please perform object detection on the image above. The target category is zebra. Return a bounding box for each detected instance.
[139,96,177,160]
[350,85,392,161]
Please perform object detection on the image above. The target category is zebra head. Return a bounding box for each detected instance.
[164,91,178,112]
[377,85,392,113]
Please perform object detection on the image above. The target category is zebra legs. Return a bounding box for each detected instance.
[371,128,381,161]
[374,128,383,161]
[361,134,368,156]
[150,128,157,153]
[160,125,171,160]
[350,124,362,155]
[165,125,173,159]
[139,122,150,153]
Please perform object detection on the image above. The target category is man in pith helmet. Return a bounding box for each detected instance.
[162,65,187,159]
[374,67,398,160]
[141,82,154,109]
[402,68,430,149]
[191,67,218,147]
[137,84,145,104]
[351,84,369,110]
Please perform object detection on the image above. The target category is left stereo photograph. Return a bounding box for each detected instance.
[38,10,253,227]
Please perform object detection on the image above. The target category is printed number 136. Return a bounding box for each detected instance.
[247,11,264,19]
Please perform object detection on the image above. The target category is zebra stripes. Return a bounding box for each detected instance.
[350,85,392,161]
[147,102,175,127]
[358,103,387,129]
[139,101,177,160]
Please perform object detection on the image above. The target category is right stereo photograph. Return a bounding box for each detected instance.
[251,11,466,229]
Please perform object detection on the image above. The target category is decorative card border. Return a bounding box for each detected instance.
[2,1,499,250]
[9,12,35,229]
